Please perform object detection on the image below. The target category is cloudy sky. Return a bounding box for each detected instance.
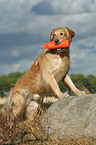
[0,0,96,76]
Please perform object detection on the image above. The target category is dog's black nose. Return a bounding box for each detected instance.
[54,38,59,44]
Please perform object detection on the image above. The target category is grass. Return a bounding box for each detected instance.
[0,101,96,145]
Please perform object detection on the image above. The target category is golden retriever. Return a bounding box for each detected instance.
[0,27,86,120]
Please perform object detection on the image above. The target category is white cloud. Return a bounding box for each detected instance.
[11,50,20,57]
[0,0,34,33]
[51,0,96,14]
[1,59,34,75]
[4,64,20,74]
[70,39,96,76]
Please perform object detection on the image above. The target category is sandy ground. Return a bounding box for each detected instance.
[0,97,7,104]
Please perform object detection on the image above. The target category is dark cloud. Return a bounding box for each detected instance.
[0,32,48,65]
[31,1,54,15]
[0,47,35,65]
[0,32,44,49]
[0,42,41,65]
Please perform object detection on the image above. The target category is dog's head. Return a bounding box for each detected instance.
[50,27,75,44]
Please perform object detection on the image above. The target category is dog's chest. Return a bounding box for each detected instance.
[53,55,70,82]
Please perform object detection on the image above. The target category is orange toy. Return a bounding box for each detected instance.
[42,40,70,49]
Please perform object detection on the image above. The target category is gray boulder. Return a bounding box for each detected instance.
[42,94,96,139]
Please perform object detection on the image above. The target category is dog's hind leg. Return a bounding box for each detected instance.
[26,99,39,119]
[26,94,41,119]
[8,90,26,119]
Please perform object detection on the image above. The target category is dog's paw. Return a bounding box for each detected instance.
[59,92,69,99]
[76,90,86,96]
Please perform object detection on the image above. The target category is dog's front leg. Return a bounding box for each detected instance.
[45,74,69,99]
[64,74,86,95]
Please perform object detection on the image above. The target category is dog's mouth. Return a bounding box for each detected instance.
[55,47,69,52]
[53,40,69,52]
[56,48,62,51]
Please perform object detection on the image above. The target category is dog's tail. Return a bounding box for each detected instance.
[0,92,12,127]
[0,101,7,127]
[0,104,6,116]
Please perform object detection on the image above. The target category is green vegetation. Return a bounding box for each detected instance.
[70,73,96,93]
[0,72,96,97]
[0,71,26,97]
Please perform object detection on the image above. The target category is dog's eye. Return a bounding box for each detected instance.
[53,34,56,36]
[60,32,64,35]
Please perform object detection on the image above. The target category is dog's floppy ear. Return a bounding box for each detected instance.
[65,27,75,42]
[50,30,54,42]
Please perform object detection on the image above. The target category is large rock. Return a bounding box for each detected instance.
[42,94,96,139]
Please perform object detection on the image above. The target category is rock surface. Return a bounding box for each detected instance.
[42,94,96,139]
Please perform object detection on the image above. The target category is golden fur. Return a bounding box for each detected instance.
[0,27,86,120]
